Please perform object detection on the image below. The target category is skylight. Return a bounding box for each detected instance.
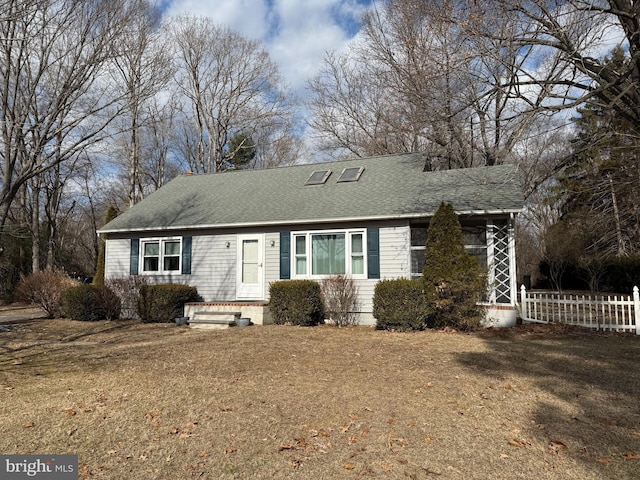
[337,167,364,183]
[305,170,331,185]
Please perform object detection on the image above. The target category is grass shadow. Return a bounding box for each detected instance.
[457,326,640,475]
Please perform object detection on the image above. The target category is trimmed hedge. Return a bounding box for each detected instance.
[269,280,324,326]
[373,279,431,331]
[137,284,201,323]
[62,285,121,321]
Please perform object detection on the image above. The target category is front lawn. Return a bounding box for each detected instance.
[1,320,639,479]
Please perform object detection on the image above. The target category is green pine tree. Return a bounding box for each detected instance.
[224,133,256,170]
[93,206,118,286]
[422,202,486,329]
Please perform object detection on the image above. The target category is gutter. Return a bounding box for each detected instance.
[97,209,523,235]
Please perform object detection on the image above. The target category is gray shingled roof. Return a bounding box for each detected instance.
[99,152,524,234]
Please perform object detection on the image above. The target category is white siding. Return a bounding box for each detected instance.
[354,225,410,325]
[380,225,411,279]
[264,232,281,298]
[104,239,131,279]
[189,234,236,301]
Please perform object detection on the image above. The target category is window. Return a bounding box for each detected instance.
[292,229,366,278]
[294,235,307,275]
[141,238,181,273]
[337,167,364,182]
[305,170,331,185]
[410,222,487,278]
[163,240,181,271]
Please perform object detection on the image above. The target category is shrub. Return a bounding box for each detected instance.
[373,278,431,331]
[16,269,78,318]
[107,276,149,319]
[269,280,324,326]
[137,284,200,323]
[320,275,359,327]
[61,285,121,321]
[422,203,486,330]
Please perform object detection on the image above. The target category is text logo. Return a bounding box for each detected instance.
[1,455,77,479]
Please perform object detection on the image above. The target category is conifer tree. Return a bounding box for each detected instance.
[422,202,486,329]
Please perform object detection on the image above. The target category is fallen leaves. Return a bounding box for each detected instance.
[169,428,193,439]
[508,438,527,448]
[547,440,568,455]
[278,437,307,452]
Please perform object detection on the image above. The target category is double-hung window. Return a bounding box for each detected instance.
[141,238,181,273]
[292,230,366,278]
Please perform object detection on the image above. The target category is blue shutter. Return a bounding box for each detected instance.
[280,231,290,279]
[130,238,139,275]
[367,227,380,279]
[182,236,192,274]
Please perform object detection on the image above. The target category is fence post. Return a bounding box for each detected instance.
[634,286,640,336]
[520,285,527,321]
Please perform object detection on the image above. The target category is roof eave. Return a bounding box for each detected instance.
[98,208,523,235]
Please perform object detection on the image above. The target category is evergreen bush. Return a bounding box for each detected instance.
[422,203,486,330]
[137,284,200,323]
[373,278,431,331]
[62,284,121,321]
[269,280,324,326]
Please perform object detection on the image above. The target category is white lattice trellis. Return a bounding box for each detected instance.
[492,222,511,303]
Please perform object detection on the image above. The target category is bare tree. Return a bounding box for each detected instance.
[308,0,554,168]
[478,0,640,126]
[0,0,133,238]
[169,15,295,173]
[110,0,174,207]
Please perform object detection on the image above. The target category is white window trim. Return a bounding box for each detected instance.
[139,237,182,274]
[291,229,367,279]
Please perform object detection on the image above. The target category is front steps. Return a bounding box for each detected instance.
[188,311,241,329]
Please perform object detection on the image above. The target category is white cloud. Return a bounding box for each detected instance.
[163,0,271,39]
[163,0,372,95]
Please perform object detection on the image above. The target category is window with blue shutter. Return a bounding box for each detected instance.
[280,231,290,279]
[182,236,192,274]
[130,238,139,275]
[367,227,380,279]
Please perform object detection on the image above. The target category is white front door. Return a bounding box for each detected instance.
[237,234,264,299]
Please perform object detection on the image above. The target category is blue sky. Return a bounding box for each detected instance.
[160,0,374,97]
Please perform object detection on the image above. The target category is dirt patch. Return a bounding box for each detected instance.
[1,320,639,479]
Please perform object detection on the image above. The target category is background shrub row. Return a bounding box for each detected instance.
[17,271,200,323]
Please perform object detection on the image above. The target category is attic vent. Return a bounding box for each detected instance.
[305,170,331,185]
[337,167,364,182]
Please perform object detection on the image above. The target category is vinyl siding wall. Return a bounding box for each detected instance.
[103,222,411,325]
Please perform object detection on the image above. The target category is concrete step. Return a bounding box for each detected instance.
[189,311,241,329]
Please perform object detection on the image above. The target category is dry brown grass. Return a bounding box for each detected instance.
[1,319,639,479]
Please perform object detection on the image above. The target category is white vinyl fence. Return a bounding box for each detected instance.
[519,285,640,335]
